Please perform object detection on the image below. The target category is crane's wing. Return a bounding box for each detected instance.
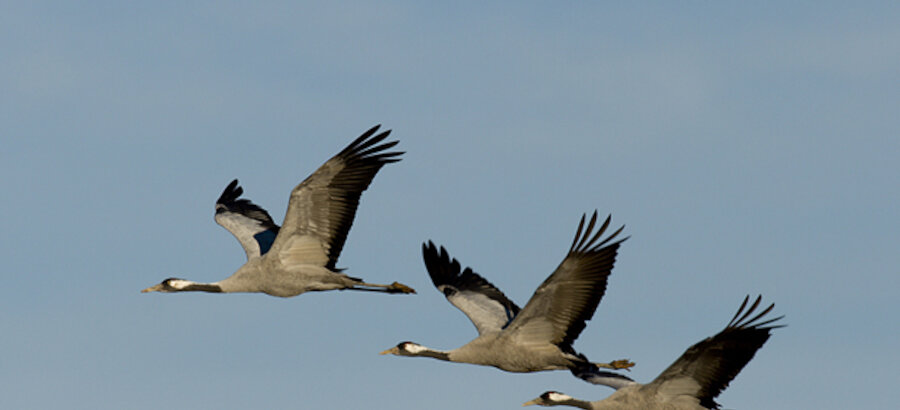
[215,179,281,260]
[642,295,784,409]
[270,125,402,270]
[422,241,520,335]
[504,212,626,348]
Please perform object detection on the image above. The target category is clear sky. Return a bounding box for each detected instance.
[2,2,898,409]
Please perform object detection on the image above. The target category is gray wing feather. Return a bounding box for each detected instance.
[215,179,281,260]
[270,125,402,269]
[642,295,784,409]
[505,212,626,348]
[422,241,520,335]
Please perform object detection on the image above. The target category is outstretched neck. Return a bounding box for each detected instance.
[559,398,593,409]
[411,346,451,361]
[142,278,225,294]
[389,343,451,361]
[182,282,224,293]
[171,279,223,293]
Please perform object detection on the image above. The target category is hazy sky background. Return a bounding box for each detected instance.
[2,2,898,409]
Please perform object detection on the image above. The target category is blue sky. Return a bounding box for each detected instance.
[2,2,898,409]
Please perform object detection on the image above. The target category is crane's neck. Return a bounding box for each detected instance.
[170,279,224,293]
[557,398,593,409]
[398,342,450,362]
[183,282,223,292]
[415,347,451,361]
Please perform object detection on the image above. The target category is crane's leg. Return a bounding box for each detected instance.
[347,281,416,294]
[594,359,635,370]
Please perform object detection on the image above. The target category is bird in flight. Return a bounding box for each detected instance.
[381,212,633,385]
[523,295,784,409]
[142,125,415,297]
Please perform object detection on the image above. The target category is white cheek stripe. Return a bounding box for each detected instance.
[169,279,194,289]
[548,392,572,402]
[405,344,427,354]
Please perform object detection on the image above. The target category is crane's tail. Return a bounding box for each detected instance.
[570,362,636,390]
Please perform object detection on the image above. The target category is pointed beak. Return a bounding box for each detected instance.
[379,347,399,355]
[141,284,163,293]
[522,399,540,406]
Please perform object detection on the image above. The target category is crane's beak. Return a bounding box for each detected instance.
[522,398,540,406]
[141,284,163,293]
[379,346,399,355]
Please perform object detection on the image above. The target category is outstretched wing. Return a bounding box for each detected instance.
[271,125,402,270]
[505,212,626,348]
[215,179,281,260]
[422,241,520,335]
[642,295,784,409]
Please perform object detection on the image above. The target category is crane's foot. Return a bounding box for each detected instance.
[389,281,416,294]
[595,359,635,371]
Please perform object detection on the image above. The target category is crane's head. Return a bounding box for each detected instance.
[379,341,426,356]
[141,277,193,293]
[522,391,573,407]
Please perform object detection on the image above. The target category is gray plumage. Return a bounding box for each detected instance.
[523,295,784,410]
[381,212,633,385]
[214,179,281,259]
[142,125,415,297]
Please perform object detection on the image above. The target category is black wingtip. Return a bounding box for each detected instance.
[217,179,243,205]
[422,241,458,288]
[422,240,438,257]
[727,295,786,331]
[339,125,403,164]
[360,124,382,139]
[569,211,626,253]
[213,179,279,229]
